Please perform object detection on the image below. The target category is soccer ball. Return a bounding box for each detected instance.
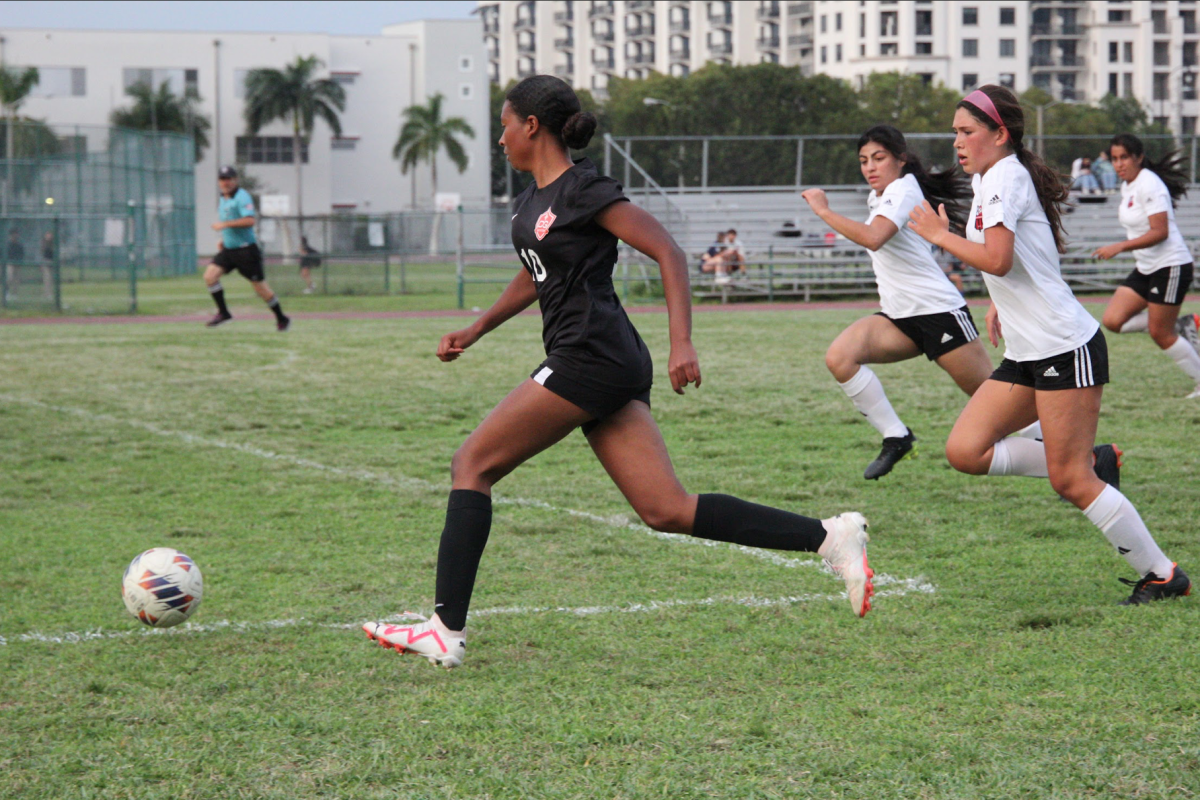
[121,548,204,628]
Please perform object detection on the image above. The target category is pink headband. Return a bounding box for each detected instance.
[962,90,1003,127]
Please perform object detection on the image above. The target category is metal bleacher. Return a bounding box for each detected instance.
[621,187,1200,303]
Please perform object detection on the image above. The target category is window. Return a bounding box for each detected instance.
[1187,41,1198,66]
[1109,42,1119,63]
[820,14,826,32]
[1123,42,1134,63]
[915,9,932,36]
[459,83,474,99]
[1152,9,1167,34]
[836,43,842,61]
[820,45,827,64]
[1185,70,1198,99]
[1109,72,1119,96]
[331,137,357,151]
[1184,11,1197,35]
[235,136,310,164]
[880,42,898,55]
[916,41,932,54]
[330,73,356,85]
[1108,9,1131,22]
[123,67,198,96]
[860,43,866,56]
[918,73,933,86]
[859,13,865,37]
[836,12,842,30]
[880,11,897,35]
[963,39,978,57]
[1153,72,1169,100]
[1000,7,1015,25]
[459,56,474,72]
[962,73,978,91]
[1183,116,1197,135]
[999,73,1015,88]
[1154,41,1171,66]
[29,67,86,97]
[963,7,978,25]
[1000,39,1015,57]
[1123,72,1133,96]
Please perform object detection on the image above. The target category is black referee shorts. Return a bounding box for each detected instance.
[212,244,265,283]
[530,361,651,436]
[1122,263,1193,306]
[990,329,1109,391]
[876,305,980,361]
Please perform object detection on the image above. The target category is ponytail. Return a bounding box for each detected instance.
[1109,133,1188,206]
[958,85,1070,253]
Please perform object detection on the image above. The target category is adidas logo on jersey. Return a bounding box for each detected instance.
[988,195,1001,205]
[534,207,557,241]
[1043,366,1059,377]
[883,198,894,206]
[940,332,953,343]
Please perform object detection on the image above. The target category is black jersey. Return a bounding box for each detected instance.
[510,158,653,391]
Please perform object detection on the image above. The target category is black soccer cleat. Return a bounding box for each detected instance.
[205,312,233,328]
[276,315,291,332]
[1093,443,1122,490]
[1118,564,1192,605]
[864,428,916,480]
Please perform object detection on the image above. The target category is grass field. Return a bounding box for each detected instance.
[2,300,1199,799]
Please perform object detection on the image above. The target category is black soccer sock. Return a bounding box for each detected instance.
[208,282,229,316]
[433,489,493,632]
[693,493,826,553]
[266,295,286,321]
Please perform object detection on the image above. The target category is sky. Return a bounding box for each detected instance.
[0,1,477,35]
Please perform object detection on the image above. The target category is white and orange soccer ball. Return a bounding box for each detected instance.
[121,548,204,628]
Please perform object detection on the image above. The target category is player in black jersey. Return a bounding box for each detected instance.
[362,76,875,668]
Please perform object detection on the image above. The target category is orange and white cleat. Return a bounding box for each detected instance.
[363,615,466,668]
[819,512,874,618]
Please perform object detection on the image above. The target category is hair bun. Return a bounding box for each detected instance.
[562,111,597,150]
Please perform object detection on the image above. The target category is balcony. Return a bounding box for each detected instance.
[669,18,690,33]
[592,53,615,69]
[555,36,575,49]
[757,34,781,49]
[1030,54,1087,69]
[554,63,574,77]
[593,29,614,42]
[517,39,536,54]
[788,1,812,15]
[483,18,500,34]
[517,63,537,78]
[626,20,656,38]
[757,3,781,22]
[629,49,656,65]
[589,2,614,19]
[627,0,655,9]
[788,33,812,47]
[1031,23,1085,37]
[669,45,691,60]
[553,10,574,24]
[709,10,733,27]
[514,16,536,32]
[709,40,733,54]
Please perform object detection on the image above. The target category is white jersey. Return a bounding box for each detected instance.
[866,173,966,318]
[968,155,1098,362]
[1118,168,1192,274]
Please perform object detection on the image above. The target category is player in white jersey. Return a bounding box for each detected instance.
[908,85,1190,605]
[1096,134,1200,398]
[802,125,1037,480]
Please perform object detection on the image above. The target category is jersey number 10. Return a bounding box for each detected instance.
[518,248,547,282]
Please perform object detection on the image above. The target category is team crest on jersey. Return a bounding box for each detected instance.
[974,205,983,231]
[1128,196,1135,208]
[535,207,556,240]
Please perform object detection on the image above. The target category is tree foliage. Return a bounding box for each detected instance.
[110,81,212,162]
[394,92,476,205]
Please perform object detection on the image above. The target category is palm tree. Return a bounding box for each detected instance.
[0,65,40,217]
[243,55,345,231]
[393,93,475,252]
[110,81,212,162]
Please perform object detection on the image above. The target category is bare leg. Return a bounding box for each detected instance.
[945,380,1040,475]
[1101,287,1148,333]
[1034,386,1104,508]
[933,338,995,396]
[825,315,921,383]
[1147,301,1182,350]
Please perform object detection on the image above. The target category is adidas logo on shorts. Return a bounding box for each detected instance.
[1043,366,1059,377]
[1151,287,1160,294]
[940,332,953,343]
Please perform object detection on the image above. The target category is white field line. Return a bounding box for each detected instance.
[0,582,936,647]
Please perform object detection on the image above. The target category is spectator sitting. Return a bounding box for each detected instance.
[1092,149,1118,193]
[1072,157,1100,193]
[699,231,728,274]
[722,228,746,273]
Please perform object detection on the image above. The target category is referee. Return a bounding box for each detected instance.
[203,166,290,330]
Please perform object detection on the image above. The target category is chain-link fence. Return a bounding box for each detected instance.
[1,121,195,313]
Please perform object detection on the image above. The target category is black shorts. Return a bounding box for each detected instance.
[530,361,651,436]
[876,305,980,361]
[990,328,1109,390]
[212,244,265,282]
[299,255,321,270]
[1122,263,1193,306]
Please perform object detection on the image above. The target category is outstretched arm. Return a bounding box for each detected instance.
[1092,213,1169,260]
[595,201,701,394]
[437,268,539,362]
[802,188,899,252]
[908,200,1014,277]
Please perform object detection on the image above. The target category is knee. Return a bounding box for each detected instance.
[1149,329,1176,350]
[945,436,988,475]
[825,345,856,382]
[450,444,497,489]
[1100,313,1122,333]
[636,499,693,534]
[1048,467,1098,507]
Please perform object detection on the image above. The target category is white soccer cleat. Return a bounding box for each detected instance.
[362,616,466,668]
[1187,386,1200,400]
[818,512,874,618]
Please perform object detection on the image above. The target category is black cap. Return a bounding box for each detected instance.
[218,166,238,179]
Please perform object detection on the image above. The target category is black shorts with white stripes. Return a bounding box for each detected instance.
[990,328,1109,391]
[876,305,980,361]
[1121,263,1193,306]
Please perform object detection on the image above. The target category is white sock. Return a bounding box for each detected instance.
[837,366,908,439]
[208,282,223,294]
[1082,485,1174,578]
[1012,421,1043,440]
[987,437,1049,477]
[1165,336,1200,386]
[1119,310,1149,333]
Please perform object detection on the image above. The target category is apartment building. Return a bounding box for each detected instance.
[0,20,490,241]
[479,0,1200,133]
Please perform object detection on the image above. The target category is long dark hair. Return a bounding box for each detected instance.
[505,75,598,151]
[1109,133,1188,206]
[857,124,970,233]
[958,85,1070,253]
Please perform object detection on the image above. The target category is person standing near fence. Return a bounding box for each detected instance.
[908,85,1190,605]
[5,229,24,302]
[203,166,290,331]
[299,236,321,294]
[1095,135,1200,399]
[801,125,1036,481]
[360,75,875,668]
